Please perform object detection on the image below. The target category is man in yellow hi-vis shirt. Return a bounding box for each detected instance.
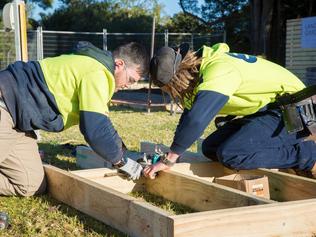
[144,43,316,179]
[0,41,149,196]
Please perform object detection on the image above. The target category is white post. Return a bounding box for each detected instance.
[147,15,156,113]
[164,29,168,46]
[2,0,28,61]
[37,26,43,60]
[103,29,107,51]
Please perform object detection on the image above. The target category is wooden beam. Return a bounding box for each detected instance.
[44,163,316,237]
[228,168,316,202]
[44,165,173,237]
[145,170,274,212]
[71,168,146,194]
[142,142,316,201]
[71,166,273,212]
[18,1,28,61]
[173,199,316,237]
[172,162,316,202]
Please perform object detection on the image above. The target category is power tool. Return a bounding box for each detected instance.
[137,146,165,167]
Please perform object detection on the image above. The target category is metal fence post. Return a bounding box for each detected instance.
[103,29,107,51]
[191,33,194,49]
[147,16,156,113]
[164,29,169,46]
[223,30,227,43]
[164,29,176,115]
[36,26,43,60]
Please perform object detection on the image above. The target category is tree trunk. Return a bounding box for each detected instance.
[250,0,274,56]
[267,0,283,64]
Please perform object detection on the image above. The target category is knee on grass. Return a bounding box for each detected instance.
[8,172,46,197]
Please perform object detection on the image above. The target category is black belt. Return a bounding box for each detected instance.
[270,85,316,134]
[270,85,316,108]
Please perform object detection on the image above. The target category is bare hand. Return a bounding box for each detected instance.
[143,161,170,179]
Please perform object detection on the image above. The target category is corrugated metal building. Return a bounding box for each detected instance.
[286,17,316,85]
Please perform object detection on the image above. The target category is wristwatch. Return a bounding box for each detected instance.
[113,157,127,169]
[160,153,176,167]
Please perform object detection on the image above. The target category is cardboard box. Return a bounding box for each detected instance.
[215,174,270,199]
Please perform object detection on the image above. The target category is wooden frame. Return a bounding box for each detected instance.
[43,142,316,236]
[44,161,316,237]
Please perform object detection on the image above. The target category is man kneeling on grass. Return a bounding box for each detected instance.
[0,41,149,196]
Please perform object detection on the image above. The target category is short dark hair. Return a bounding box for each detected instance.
[113,42,149,79]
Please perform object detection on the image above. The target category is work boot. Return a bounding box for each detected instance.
[294,169,314,178]
[294,162,316,179]
[311,162,316,178]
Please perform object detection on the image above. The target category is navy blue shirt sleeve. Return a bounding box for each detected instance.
[79,111,123,164]
[170,90,229,155]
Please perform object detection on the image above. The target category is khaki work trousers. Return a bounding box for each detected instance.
[0,107,46,196]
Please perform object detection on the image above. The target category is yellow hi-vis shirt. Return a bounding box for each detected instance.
[39,54,115,129]
[190,43,305,115]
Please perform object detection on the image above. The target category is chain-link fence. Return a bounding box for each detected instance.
[0,28,225,112]
[1,28,225,70]
[0,30,15,70]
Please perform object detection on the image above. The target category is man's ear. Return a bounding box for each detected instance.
[114,58,125,71]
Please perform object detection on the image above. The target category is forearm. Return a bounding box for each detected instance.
[79,111,123,164]
[171,91,229,155]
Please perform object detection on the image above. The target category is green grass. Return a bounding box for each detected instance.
[0,106,216,236]
[130,191,196,215]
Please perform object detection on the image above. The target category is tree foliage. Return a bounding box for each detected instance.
[0,0,54,9]
[179,0,316,64]
[40,0,163,33]
[164,12,211,33]
[250,0,315,64]
[1,0,166,33]
[179,0,250,52]
[0,0,10,9]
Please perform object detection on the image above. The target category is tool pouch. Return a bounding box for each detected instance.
[297,97,316,135]
[281,97,316,135]
[281,103,304,133]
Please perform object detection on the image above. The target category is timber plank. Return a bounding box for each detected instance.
[172,162,316,202]
[71,168,146,193]
[173,199,316,237]
[229,168,316,201]
[72,165,273,211]
[44,165,173,237]
[43,141,316,236]
[145,170,274,212]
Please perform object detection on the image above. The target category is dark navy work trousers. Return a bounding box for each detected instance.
[202,110,316,171]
